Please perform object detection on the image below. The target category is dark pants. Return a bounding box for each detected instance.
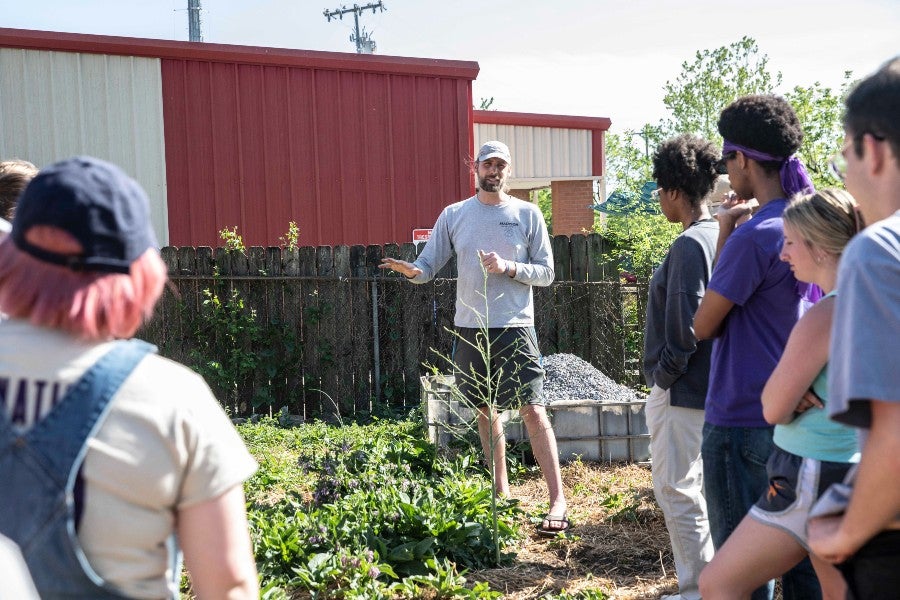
[839,530,900,600]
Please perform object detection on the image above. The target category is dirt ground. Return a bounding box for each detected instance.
[470,461,679,599]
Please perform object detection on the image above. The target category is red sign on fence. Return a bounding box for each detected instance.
[412,228,432,243]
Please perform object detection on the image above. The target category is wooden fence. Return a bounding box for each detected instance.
[138,233,649,418]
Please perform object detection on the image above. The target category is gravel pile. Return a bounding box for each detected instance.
[541,353,645,404]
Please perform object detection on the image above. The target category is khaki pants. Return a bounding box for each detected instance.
[646,384,714,600]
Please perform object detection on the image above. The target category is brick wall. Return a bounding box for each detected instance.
[551,180,594,235]
[509,189,533,202]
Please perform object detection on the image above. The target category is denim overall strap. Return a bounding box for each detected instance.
[0,339,157,599]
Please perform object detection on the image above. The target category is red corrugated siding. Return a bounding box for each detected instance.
[0,28,478,247]
[162,55,476,247]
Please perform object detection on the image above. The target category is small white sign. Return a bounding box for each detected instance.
[412,228,432,243]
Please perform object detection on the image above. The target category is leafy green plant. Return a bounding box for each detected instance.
[189,286,261,410]
[185,416,548,598]
[219,225,246,252]
[279,220,300,250]
[242,418,520,597]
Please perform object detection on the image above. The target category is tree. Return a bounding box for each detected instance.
[786,73,855,190]
[603,130,655,199]
[662,36,781,143]
[536,188,552,234]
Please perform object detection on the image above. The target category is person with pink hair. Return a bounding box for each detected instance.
[0,156,259,599]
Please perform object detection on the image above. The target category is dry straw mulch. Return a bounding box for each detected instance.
[470,461,678,599]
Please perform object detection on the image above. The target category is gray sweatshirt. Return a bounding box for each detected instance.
[410,195,554,328]
[642,220,718,409]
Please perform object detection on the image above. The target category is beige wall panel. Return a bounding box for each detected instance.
[0,48,169,244]
[474,123,593,179]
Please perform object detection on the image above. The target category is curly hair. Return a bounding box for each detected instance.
[651,134,720,206]
[0,159,38,220]
[717,95,803,169]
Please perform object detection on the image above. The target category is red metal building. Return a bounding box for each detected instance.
[0,28,479,247]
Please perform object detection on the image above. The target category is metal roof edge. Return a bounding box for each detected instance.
[0,27,480,79]
[473,110,611,131]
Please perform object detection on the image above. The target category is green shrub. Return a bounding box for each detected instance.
[241,418,520,597]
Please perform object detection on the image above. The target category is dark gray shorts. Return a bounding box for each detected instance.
[749,446,854,550]
[452,326,546,410]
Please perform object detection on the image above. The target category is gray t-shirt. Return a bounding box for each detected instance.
[828,211,900,429]
[409,195,554,328]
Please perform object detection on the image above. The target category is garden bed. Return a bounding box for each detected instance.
[228,417,676,599]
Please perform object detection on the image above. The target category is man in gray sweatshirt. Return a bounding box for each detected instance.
[380,140,569,536]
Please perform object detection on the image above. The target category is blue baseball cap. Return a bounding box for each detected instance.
[11,156,158,273]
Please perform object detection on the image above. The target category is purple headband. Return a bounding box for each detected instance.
[722,140,815,197]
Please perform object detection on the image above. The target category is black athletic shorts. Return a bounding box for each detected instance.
[452,326,546,410]
[840,529,900,600]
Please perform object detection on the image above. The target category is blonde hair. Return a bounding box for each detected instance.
[783,188,863,258]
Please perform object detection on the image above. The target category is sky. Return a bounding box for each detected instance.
[4,0,899,134]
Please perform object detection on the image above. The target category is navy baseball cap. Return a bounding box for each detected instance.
[11,156,158,273]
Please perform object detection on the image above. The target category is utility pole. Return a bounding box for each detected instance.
[323,2,387,54]
[187,0,202,42]
[630,124,659,159]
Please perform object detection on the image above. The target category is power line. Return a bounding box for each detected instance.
[323,2,387,54]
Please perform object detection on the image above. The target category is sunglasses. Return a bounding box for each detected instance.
[715,152,736,175]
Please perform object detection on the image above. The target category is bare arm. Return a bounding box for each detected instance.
[809,400,900,563]
[761,299,832,424]
[693,289,734,340]
[178,485,259,600]
[379,258,423,278]
[715,196,758,257]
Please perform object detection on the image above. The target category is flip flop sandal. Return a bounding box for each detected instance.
[536,513,571,538]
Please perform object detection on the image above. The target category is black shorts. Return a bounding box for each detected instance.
[452,326,546,410]
[839,529,900,600]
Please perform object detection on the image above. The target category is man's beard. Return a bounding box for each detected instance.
[478,175,505,192]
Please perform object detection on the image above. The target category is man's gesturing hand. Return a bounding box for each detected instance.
[379,258,423,278]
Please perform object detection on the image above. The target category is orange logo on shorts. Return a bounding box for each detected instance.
[767,481,786,501]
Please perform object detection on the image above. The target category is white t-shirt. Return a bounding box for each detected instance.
[0,319,258,599]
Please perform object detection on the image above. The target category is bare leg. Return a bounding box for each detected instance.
[699,515,808,600]
[810,554,847,600]
[477,406,510,497]
[520,404,567,524]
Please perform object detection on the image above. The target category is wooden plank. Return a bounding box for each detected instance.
[246,246,270,414]
[282,247,306,417]
[379,243,407,409]
[570,234,588,282]
[587,233,605,282]
[349,245,373,413]
[331,245,354,416]
[315,246,339,420]
[554,282,574,354]
[366,244,386,407]
[552,235,570,282]
[592,281,626,383]
[399,242,431,405]
[298,246,318,417]
[533,285,556,356]
[570,281,591,362]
